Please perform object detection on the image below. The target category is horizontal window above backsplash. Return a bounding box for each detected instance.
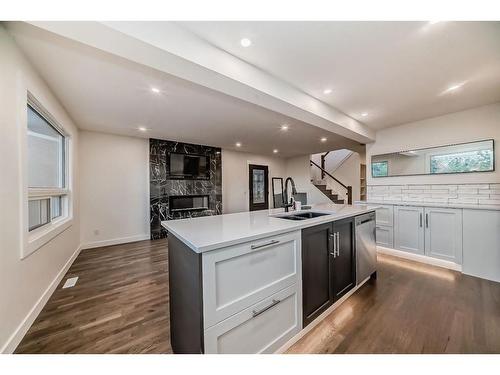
[367,183,500,205]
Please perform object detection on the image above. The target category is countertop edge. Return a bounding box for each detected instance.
[355,200,500,211]
[162,206,378,253]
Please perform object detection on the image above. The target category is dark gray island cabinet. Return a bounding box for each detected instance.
[302,217,356,327]
[164,206,377,354]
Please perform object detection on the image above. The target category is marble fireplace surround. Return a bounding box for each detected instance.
[149,138,222,239]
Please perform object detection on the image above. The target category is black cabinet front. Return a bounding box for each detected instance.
[332,218,356,301]
[301,223,333,326]
[302,217,356,327]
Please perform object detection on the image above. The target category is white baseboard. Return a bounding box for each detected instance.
[81,234,150,250]
[1,244,83,354]
[276,277,371,354]
[377,246,462,272]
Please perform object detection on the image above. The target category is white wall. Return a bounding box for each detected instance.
[367,103,500,186]
[0,25,80,353]
[79,131,150,248]
[222,149,286,213]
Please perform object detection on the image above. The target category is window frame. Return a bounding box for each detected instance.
[371,160,389,177]
[426,145,494,175]
[22,93,73,259]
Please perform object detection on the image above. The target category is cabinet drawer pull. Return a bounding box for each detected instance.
[250,239,280,250]
[252,299,281,317]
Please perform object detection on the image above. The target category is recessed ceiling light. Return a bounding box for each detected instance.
[138,126,147,132]
[323,88,333,95]
[151,87,160,93]
[235,142,242,147]
[444,83,465,93]
[280,124,289,131]
[361,113,368,117]
[240,38,252,47]
[273,149,279,154]
[320,137,327,142]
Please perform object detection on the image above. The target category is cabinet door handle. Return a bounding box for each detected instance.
[330,230,336,257]
[251,239,280,250]
[419,213,423,227]
[425,213,429,228]
[336,232,340,257]
[252,299,281,318]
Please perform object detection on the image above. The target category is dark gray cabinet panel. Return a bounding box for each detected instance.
[301,217,356,327]
[332,217,356,301]
[301,223,333,326]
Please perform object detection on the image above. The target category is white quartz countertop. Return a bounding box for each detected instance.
[161,203,379,253]
[355,200,500,211]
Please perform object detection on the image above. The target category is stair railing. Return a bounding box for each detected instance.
[310,160,352,205]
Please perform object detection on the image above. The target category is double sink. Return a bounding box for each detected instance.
[273,211,331,221]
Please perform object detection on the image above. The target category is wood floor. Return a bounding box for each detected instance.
[15,239,500,354]
[287,254,500,354]
[15,240,172,354]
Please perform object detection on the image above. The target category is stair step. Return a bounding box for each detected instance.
[313,183,345,204]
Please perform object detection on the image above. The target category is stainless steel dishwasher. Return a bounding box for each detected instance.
[355,212,377,284]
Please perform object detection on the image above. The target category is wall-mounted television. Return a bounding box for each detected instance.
[169,153,210,179]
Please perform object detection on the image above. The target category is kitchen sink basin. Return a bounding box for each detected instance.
[292,212,330,219]
[274,211,331,221]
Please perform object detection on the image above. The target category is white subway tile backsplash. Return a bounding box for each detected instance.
[429,189,451,194]
[367,183,493,206]
[455,188,478,194]
[459,184,489,189]
[423,197,449,203]
[478,198,500,205]
[449,198,479,204]
[408,185,431,190]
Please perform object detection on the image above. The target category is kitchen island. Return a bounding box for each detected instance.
[162,203,379,354]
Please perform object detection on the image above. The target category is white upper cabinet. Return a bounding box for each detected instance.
[394,206,425,255]
[424,207,463,264]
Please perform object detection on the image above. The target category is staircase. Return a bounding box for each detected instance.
[313,183,345,204]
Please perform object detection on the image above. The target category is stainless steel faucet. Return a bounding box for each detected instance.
[284,177,297,212]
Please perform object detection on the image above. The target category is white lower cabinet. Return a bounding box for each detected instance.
[376,225,393,248]
[424,207,462,264]
[204,284,301,354]
[393,205,462,264]
[202,230,301,328]
[462,209,500,282]
[394,206,425,255]
[375,204,394,226]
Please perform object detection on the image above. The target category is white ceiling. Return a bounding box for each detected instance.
[178,21,500,129]
[7,22,362,157]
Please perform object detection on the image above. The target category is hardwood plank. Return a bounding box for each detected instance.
[14,240,500,354]
[287,253,500,354]
[15,239,172,354]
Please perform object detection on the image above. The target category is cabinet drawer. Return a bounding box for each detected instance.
[202,230,301,328]
[376,225,393,248]
[204,284,301,354]
[376,205,394,226]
